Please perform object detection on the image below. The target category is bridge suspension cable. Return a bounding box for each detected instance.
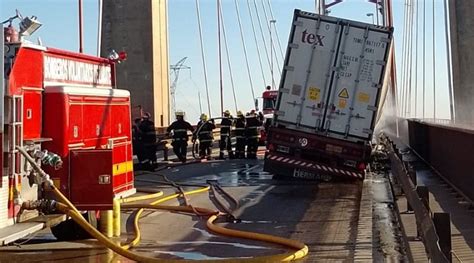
[246,0,267,89]
[266,0,285,62]
[259,0,282,77]
[252,0,274,81]
[234,0,256,103]
[432,0,436,119]
[444,0,455,121]
[414,0,418,117]
[195,0,212,116]
[422,0,426,118]
[407,0,414,117]
[218,1,239,113]
[217,0,224,115]
[399,0,408,116]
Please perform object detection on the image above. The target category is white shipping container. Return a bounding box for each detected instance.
[275,10,392,143]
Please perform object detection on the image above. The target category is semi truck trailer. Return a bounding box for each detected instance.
[264,10,393,180]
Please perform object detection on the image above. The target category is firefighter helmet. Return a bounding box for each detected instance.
[200,113,208,121]
[175,111,185,117]
[236,110,243,117]
[223,110,231,116]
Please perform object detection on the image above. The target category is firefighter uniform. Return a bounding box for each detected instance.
[195,114,216,159]
[167,111,194,163]
[138,113,157,166]
[245,112,262,159]
[234,111,246,159]
[132,118,144,163]
[219,110,234,159]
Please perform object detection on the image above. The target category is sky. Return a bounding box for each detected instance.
[1,0,452,122]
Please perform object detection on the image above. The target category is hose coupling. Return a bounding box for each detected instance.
[225,214,241,224]
[20,199,57,214]
[35,150,63,170]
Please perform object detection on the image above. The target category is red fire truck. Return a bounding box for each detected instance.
[261,86,278,115]
[258,86,278,144]
[1,26,134,240]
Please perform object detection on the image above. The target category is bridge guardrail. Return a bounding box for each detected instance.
[407,119,474,205]
[382,136,451,263]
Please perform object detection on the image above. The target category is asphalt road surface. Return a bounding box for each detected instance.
[0,153,362,262]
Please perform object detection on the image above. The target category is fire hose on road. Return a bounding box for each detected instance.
[17,146,309,262]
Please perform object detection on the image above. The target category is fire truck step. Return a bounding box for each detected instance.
[0,214,67,245]
[0,222,44,246]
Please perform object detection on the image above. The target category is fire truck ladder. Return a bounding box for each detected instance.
[6,95,24,218]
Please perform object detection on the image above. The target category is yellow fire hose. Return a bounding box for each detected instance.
[57,199,308,262]
[121,203,309,261]
[17,146,308,261]
[120,186,211,250]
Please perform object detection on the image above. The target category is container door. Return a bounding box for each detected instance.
[323,25,391,140]
[69,149,113,210]
[276,13,341,130]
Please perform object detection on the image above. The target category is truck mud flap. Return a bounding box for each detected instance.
[264,153,364,180]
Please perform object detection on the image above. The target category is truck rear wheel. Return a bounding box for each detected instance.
[51,211,97,241]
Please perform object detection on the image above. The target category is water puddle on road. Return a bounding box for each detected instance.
[155,240,271,250]
[152,251,227,260]
[192,227,217,238]
[239,220,278,224]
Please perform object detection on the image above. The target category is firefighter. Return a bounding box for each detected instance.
[132,118,144,163]
[234,111,246,159]
[139,112,157,168]
[245,110,262,159]
[166,111,194,163]
[194,113,216,159]
[219,110,234,159]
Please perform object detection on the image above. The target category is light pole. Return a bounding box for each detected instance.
[366,13,375,24]
[270,19,276,90]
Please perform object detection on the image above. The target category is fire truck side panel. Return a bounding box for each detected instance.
[83,101,111,146]
[22,89,42,140]
[110,102,134,193]
[69,149,114,210]
[7,47,43,96]
[0,27,5,227]
[42,87,133,202]
[3,46,44,223]
[68,98,83,145]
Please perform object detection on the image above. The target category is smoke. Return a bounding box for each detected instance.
[374,87,410,146]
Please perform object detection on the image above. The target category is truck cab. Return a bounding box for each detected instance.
[258,87,278,144]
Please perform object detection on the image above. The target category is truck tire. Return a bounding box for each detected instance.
[51,211,97,241]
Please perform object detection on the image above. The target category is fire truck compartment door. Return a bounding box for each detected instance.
[69,149,114,210]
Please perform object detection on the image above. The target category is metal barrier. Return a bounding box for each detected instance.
[383,136,451,263]
[407,119,474,204]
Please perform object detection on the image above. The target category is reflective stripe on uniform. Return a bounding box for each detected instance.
[173,129,188,132]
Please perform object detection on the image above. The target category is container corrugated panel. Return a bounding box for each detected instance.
[275,10,392,143]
